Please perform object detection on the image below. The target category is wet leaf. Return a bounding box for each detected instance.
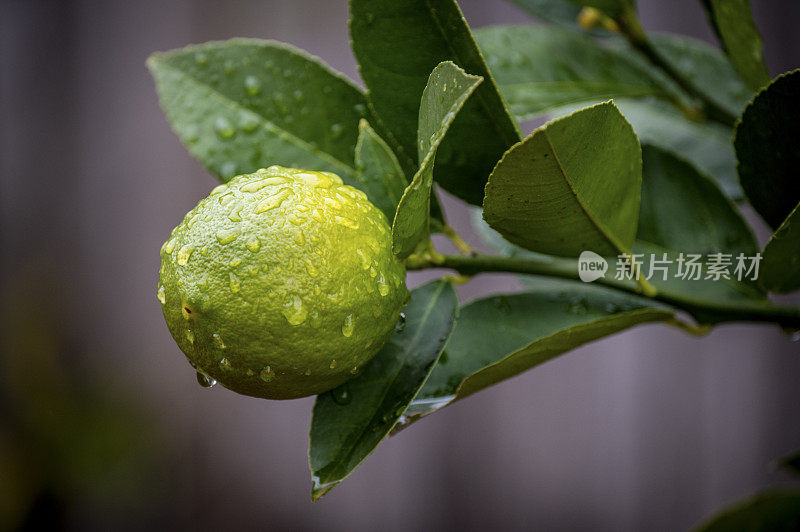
[476,25,679,119]
[350,0,521,205]
[309,280,458,501]
[392,62,482,259]
[353,119,409,222]
[553,98,741,199]
[148,39,368,185]
[396,279,673,431]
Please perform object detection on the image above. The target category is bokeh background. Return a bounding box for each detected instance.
[2,0,799,530]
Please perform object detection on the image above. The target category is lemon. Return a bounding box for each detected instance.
[157,166,408,399]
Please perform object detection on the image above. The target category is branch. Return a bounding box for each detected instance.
[615,7,739,128]
[406,252,800,329]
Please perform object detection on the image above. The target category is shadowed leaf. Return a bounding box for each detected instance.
[350,0,521,205]
[309,280,458,500]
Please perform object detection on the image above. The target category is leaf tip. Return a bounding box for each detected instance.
[145,52,160,72]
[311,476,339,502]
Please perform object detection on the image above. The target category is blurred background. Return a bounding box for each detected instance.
[1,0,799,530]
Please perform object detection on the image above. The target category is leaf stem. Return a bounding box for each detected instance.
[406,252,800,329]
[615,7,738,128]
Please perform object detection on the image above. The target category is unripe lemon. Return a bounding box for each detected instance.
[157,166,408,399]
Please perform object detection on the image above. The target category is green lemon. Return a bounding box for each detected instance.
[157,166,408,399]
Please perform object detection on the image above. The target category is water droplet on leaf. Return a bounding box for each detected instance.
[214,116,236,139]
[331,385,352,405]
[244,75,261,96]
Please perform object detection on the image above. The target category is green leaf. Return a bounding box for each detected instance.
[695,490,800,531]
[638,145,757,256]
[309,280,458,501]
[476,25,680,119]
[506,0,584,26]
[551,99,741,199]
[391,62,482,259]
[632,146,765,318]
[702,0,771,92]
[395,279,673,432]
[477,146,767,324]
[483,101,641,258]
[147,38,367,184]
[350,0,521,205]
[760,202,800,293]
[353,120,409,222]
[734,70,800,229]
[620,32,753,118]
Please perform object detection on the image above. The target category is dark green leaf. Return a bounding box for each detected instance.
[392,62,482,259]
[695,490,800,531]
[629,33,753,118]
[638,145,756,256]
[395,279,673,431]
[148,39,369,184]
[483,101,641,258]
[632,146,765,318]
[354,120,408,222]
[552,99,741,198]
[734,69,800,229]
[350,0,521,205]
[702,0,770,92]
[309,280,458,500]
[760,202,800,293]
[476,25,680,119]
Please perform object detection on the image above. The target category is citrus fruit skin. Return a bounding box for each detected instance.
[157,166,408,399]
